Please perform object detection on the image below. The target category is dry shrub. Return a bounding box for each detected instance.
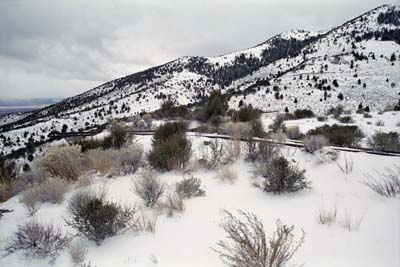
[303,135,328,154]
[4,220,71,264]
[20,188,41,216]
[85,149,115,176]
[34,145,84,181]
[68,240,88,266]
[339,212,363,232]
[215,166,239,184]
[37,178,69,204]
[315,206,337,226]
[131,168,165,207]
[220,122,252,139]
[159,191,185,217]
[65,188,135,245]
[213,210,305,267]
[175,174,205,198]
[336,153,353,175]
[362,165,400,197]
[286,126,302,140]
[245,140,279,163]
[117,144,143,174]
[200,139,230,169]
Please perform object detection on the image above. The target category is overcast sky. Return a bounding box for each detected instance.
[0,0,395,99]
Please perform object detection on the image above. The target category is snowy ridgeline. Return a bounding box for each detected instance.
[0,135,399,267]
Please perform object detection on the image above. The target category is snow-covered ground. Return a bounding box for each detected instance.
[1,135,399,267]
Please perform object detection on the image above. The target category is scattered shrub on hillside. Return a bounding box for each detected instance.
[270,113,296,132]
[66,189,135,245]
[132,169,165,207]
[363,112,373,118]
[307,124,363,147]
[220,122,252,139]
[214,166,239,184]
[368,131,400,152]
[4,220,71,264]
[103,120,132,149]
[249,118,265,138]
[175,175,205,198]
[34,145,84,181]
[213,210,305,267]
[270,130,287,143]
[285,126,303,140]
[375,120,385,126]
[197,90,228,124]
[20,188,41,216]
[68,240,88,266]
[245,140,279,163]
[327,105,344,119]
[152,122,187,145]
[294,109,315,119]
[362,165,400,197]
[339,116,354,123]
[148,132,192,171]
[317,116,327,122]
[303,135,328,154]
[256,156,309,194]
[117,144,144,174]
[155,100,188,119]
[12,169,45,196]
[159,191,185,217]
[200,139,228,169]
[148,122,191,171]
[0,158,16,201]
[76,138,105,153]
[231,105,260,122]
[37,178,69,204]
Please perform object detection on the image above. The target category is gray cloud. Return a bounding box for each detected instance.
[0,0,394,99]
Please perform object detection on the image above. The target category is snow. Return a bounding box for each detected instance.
[1,135,399,267]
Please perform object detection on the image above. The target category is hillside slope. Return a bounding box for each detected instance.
[0,4,399,156]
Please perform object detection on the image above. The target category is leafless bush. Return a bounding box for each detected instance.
[200,139,228,169]
[175,174,205,198]
[213,210,305,267]
[34,145,84,180]
[336,153,353,175]
[375,120,385,126]
[132,169,165,207]
[37,178,69,204]
[225,138,242,161]
[220,122,252,139]
[159,191,185,217]
[117,144,143,174]
[315,206,337,226]
[362,165,400,197]
[85,149,116,176]
[68,240,88,266]
[215,166,239,184]
[339,212,363,232]
[4,220,71,264]
[20,188,41,216]
[13,169,45,195]
[303,135,328,154]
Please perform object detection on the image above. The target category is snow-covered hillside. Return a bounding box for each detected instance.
[1,4,400,156]
[0,135,399,267]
